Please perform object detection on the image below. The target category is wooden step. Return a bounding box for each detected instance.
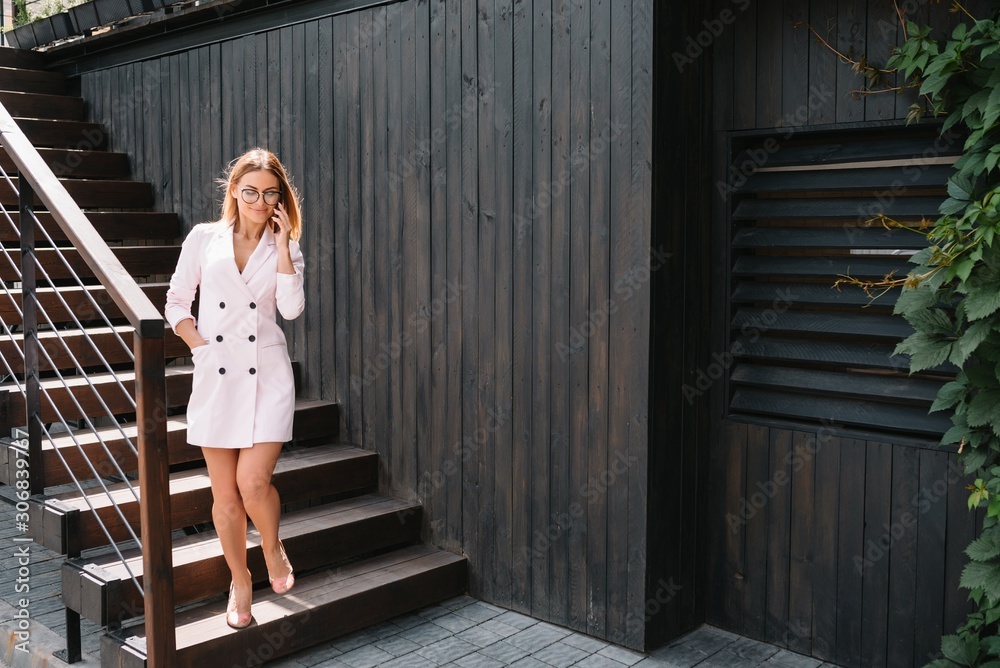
[2,178,153,209]
[0,364,193,425]
[0,398,337,487]
[0,48,47,70]
[0,245,178,282]
[0,211,179,243]
[0,66,65,95]
[63,494,422,625]
[0,91,84,121]
[0,148,131,180]
[29,444,375,552]
[101,545,468,668]
[0,282,169,324]
[10,118,107,150]
[0,326,189,373]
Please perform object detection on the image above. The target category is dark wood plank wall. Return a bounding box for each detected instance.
[710,422,976,667]
[707,0,993,664]
[77,0,655,649]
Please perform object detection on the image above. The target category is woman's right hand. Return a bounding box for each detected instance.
[175,318,209,355]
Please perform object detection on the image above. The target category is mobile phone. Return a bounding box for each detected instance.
[271,202,282,233]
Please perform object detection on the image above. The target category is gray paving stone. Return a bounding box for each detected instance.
[574,655,627,667]
[366,621,405,639]
[400,621,456,646]
[442,595,480,610]
[697,638,782,668]
[376,654,439,668]
[454,651,508,668]
[726,638,782,663]
[645,642,709,668]
[336,644,395,668]
[433,612,481,634]
[532,640,591,667]
[764,650,824,668]
[493,610,539,630]
[297,643,344,666]
[670,627,737,657]
[312,660,351,668]
[480,639,530,663]
[597,644,647,666]
[508,623,569,654]
[374,634,423,658]
[419,605,453,621]
[478,618,522,639]
[333,630,382,653]
[509,656,554,668]
[456,625,506,649]
[416,636,479,664]
[562,633,610,654]
[391,612,428,630]
[633,658,679,668]
[454,601,505,623]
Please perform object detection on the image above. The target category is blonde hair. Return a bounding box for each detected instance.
[218,148,303,241]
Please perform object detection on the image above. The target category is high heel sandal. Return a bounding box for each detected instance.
[268,540,295,595]
[226,577,252,629]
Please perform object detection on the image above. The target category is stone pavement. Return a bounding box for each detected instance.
[0,486,839,668]
[265,597,841,668]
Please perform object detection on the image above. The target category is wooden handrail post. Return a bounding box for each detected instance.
[134,333,175,666]
[18,175,42,495]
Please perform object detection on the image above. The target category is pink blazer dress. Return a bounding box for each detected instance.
[164,222,305,448]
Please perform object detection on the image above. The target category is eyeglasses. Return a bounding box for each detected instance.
[240,188,281,206]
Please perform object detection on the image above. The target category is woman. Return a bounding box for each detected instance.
[164,148,306,629]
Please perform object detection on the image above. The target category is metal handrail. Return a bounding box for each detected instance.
[0,103,176,666]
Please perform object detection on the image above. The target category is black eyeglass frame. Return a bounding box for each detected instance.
[239,188,282,206]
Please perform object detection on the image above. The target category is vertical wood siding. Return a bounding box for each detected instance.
[78,0,653,649]
[706,0,994,663]
[709,422,975,667]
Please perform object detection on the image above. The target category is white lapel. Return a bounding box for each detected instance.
[218,224,258,301]
[240,224,276,284]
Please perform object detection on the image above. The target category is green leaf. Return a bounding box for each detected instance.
[966,531,1000,562]
[895,332,953,373]
[933,380,969,412]
[966,447,989,475]
[967,390,1000,428]
[965,285,1000,320]
[942,423,970,447]
[949,175,975,202]
[961,561,1000,605]
[943,197,971,216]
[906,307,954,334]
[958,320,994,363]
[942,632,981,666]
[894,284,938,316]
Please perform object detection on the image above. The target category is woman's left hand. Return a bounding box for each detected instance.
[271,202,291,249]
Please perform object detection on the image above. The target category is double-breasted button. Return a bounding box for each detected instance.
[249,368,256,375]
[249,302,257,309]
[249,335,256,342]
[219,368,226,374]
[216,335,223,342]
[219,301,226,308]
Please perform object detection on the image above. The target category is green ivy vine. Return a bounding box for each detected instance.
[837,3,1000,665]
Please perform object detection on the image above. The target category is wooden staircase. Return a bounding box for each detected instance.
[0,47,467,667]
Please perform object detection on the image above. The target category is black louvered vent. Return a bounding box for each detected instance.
[726,123,961,438]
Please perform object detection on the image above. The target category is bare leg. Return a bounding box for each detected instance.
[201,447,252,625]
[236,442,291,584]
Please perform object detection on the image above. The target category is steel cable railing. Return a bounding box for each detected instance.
[0,177,146,554]
[0,103,175,666]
